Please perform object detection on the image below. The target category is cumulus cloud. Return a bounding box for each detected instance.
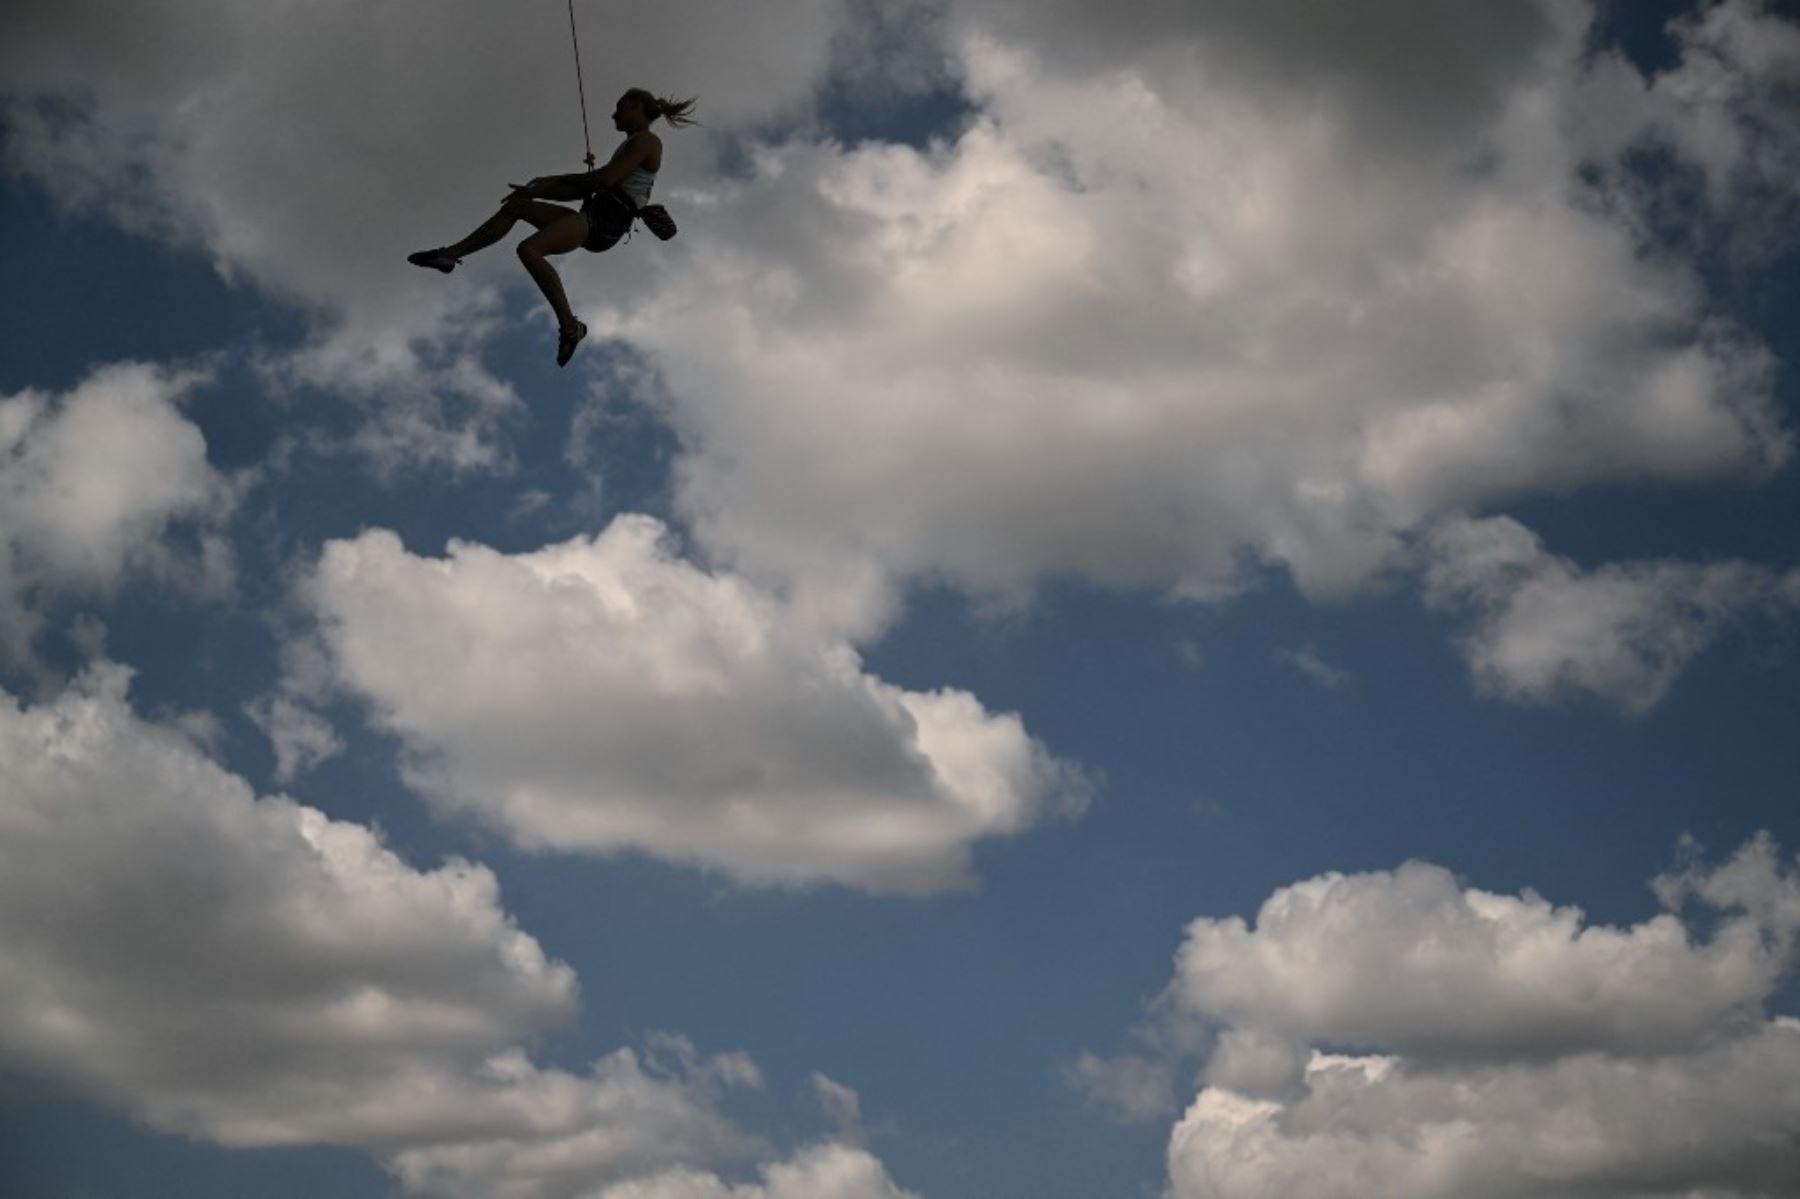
[305,515,1088,893]
[593,1143,920,1199]
[9,2,1795,608]
[1167,1025,1800,1199]
[0,664,765,1196]
[1165,850,1795,1062]
[1134,837,1800,1198]
[0,362,234,670]
[1424,514,1800,713]
[593,2,1794,634]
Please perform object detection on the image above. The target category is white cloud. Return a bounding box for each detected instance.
[1424,515,1800,713]
[1139,838,1800,1198]
[1168,1024,1800,1199]
[0,362,234,670]
[305,515,1088,894]
[245,691,346,781]
[1196,1027,1309,1103]
[593,1143,920,1199]
[811,1073,865,1140]
[0,664,765,1196]
[1656,830,1800,934]
[7,1,1793,600]
[1274,646,1351,692]
[1625,0,1800,265]
[6,2,1795,623]
[163,704,227,753]
[1164,849,1795,1062]
[948,0,1561,135]
[594,3,1793,635]
[1064,1051,1177,1123]
[384,1043,764,1199]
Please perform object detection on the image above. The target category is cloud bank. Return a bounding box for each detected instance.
[6,1,1796,712]
[0,665,780,1197]
[594,0,1796,636]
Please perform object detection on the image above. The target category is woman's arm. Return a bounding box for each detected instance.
[513,172,592,201]
[513,133,657,201]
[584,132,659,190]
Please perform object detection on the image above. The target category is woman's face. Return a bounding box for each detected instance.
[612,95,646,131]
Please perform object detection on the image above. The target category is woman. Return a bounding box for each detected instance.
[409,88,696,366]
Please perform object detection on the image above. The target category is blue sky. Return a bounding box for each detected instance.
[3,3,1799,1198]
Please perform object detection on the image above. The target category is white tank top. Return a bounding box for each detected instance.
[619,166,656,208]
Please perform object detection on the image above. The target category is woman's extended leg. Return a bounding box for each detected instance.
[437,195,576,261]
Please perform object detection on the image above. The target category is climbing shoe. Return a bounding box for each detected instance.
[638,205,678,241]
[407,249,459,274]
[556,320,588,367]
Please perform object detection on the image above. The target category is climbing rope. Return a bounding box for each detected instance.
[566,0,597,170]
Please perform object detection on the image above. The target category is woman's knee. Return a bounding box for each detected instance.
[518,231,573,262]
[523,217,589,260]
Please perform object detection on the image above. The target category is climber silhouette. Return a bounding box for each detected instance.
[408,88,693,366]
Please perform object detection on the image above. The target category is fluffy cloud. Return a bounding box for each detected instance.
[384,1039,764,1199]
[306,515,1088,893]
[1136,837,1800,1198]
[1425,515,1800,713]
[0,665,762,1196]
[1166,849,1796,1062]
[593,1143,919,1199]
[0,362,233,669]
[593,2,1793,635]
[1168,1025,1800,1199]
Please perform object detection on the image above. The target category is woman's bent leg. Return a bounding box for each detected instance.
[517,212,591,333]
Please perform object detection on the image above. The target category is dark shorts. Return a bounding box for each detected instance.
[580,188,635,252]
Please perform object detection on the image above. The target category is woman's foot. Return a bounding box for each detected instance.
[556,320,587,367]
[407,249,459,274]
[638,204,678,240]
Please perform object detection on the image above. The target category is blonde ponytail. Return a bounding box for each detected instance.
[624,88,699,129]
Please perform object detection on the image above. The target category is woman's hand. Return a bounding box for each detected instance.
[505,174,587,203]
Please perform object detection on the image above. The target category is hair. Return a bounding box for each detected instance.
[624,88,699,129]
